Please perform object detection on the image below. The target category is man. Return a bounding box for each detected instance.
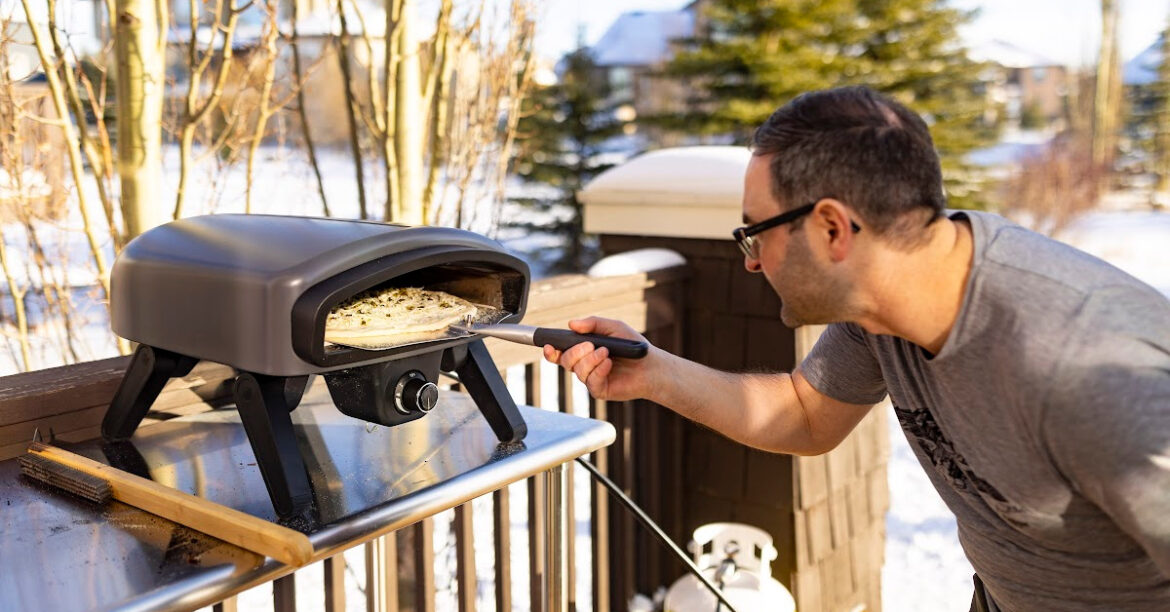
[544,86,1170,611]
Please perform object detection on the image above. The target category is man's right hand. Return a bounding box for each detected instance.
[542,317,657,402]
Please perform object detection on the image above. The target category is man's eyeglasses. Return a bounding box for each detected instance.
[732,202,861,259]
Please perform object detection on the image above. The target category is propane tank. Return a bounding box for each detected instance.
[663,522,796,612]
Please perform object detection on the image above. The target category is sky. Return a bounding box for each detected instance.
[533,0,1170,67]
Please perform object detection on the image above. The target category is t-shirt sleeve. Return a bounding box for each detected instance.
[1044,287,1170,577]
[799,322,888,405]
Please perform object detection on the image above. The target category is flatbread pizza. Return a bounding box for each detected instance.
[325,287,477,349]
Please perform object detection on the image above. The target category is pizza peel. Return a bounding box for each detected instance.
[326,303,648,359]
[449,320,649,359]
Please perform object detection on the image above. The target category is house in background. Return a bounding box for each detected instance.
[1119,34,1168,180]
[970,39,1070,130]
[587,9,1073,146]
[587,6,697,146]
[1123,34,1166,88]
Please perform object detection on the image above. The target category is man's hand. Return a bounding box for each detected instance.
[542,317,655,402]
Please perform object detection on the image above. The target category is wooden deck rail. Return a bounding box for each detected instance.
[0,267,686,612]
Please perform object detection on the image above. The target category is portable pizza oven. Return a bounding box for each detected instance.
[101,214,530,519]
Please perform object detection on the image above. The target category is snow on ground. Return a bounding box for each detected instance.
[964,128,1055,171]
[1057,210,1170,296]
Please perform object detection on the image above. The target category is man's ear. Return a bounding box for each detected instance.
[811,198,857,262]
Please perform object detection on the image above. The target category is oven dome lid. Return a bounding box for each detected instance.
[119,214,511,278]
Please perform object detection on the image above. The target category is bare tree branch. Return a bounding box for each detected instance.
[19,0,112,302]
[489,1,537,236]
[336,0,370,219]
[45,0,123,252]
[174,0,246,219]
[244,2,282,214]
[421,0,453,220]
[348,0,385,136]
[290,0,331,216]
[77,65,123,251]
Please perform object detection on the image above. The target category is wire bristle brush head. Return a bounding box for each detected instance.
[19,449,112,504]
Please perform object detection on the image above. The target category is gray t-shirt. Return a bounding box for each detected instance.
[802,210,1170,611]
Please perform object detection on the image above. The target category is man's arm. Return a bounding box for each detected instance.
[546,317,874,455]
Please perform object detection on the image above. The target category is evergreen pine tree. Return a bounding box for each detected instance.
[665,0,998,208]
[509,48,626,273]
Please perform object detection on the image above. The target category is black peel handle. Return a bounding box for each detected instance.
[533,328,649,359]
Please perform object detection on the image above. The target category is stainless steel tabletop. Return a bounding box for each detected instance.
[0,383,615,612]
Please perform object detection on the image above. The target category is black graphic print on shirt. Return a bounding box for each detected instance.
[893,404,1029,527]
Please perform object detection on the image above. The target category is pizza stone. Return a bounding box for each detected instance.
[324,287,478,349]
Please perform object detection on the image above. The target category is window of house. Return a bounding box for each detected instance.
[609,67,634,102]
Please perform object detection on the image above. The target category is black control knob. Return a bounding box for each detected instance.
[394,371,439,414]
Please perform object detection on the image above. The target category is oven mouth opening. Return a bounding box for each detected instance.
[291,248,527,368]
[318,274,510,355]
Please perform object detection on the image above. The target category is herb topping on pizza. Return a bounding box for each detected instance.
[324,287,477,348]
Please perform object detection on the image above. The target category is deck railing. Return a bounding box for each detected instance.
[0,266,687,612]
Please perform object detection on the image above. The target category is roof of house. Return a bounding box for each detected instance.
[1123,36,1163,86]
[590,9,694,67]
[969,39,1062,69]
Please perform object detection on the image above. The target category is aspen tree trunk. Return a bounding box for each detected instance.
[1093,0,1120,169]
[394,0,424,225]
[114,0,167,238]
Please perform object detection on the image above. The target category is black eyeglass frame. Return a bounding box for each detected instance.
[732,201,861,259]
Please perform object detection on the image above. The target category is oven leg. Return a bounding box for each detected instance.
[101,345,199,441]
[234,373,314,518]
[450,339,527,442]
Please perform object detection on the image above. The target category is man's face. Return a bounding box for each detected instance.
[741,154,850,327]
